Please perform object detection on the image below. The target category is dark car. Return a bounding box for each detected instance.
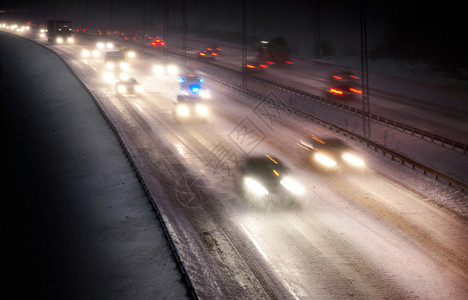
[236,155,304,202]
[327,70,362,98]
[115,78,142,95]
[298,136,365,170]
[242,60,269,73]
[196,49,218,59]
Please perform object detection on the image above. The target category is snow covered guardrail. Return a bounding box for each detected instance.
[241,72,468,156]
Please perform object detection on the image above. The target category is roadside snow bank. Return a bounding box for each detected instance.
[0,31,189,299]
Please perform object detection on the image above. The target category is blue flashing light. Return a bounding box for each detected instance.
[199,78,204,83]
[189,84,201,94]
[178,77,186,83]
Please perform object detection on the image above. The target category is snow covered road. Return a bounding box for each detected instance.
[4,29,468,299]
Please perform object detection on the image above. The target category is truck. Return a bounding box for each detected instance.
[47,20,73,44]
[256,37,293,66]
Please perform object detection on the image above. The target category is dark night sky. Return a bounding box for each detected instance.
[2,1,467,71]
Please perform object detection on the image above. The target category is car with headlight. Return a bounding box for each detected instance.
[104,51,129,71]
[115,78,142,95]
[173,96,209,123]
[327,70,362,98]
[236,155,304,203]
[96,40,115,50]
[151,37,165,47]
[298,135,366,170]
[153,61,178,76]
[197,49,218,59]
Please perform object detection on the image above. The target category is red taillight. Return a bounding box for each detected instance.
[246,64,256,69]
[259,64,268,68]
[207,48,212,50]
[333,75,342,80]
[200,52,206,56]
[161,42,165,46]
[216,48,221,51]
[350,75,359,79]
[267,61,275,64]
[286,61,293,64]
[212,52,217,56]
[330,88,343,95]
[350,88,362,94]
[151,42,156,46]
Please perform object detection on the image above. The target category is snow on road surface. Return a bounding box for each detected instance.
[3,28,468,299]
[1,31,190,299]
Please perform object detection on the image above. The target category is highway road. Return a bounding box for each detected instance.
[11,29,468,299]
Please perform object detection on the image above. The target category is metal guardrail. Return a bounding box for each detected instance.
[101,33,468,192]
[201,71,468,193]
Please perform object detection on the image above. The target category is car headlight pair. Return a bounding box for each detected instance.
[153,64,178,76]
[176,104,208,117]
[244,176,304,196]
[314,152,365,168]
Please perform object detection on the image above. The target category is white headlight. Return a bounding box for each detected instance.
[167,65,178,75]
[120,61,129,70]
[195,104,208,116]
[106,42,114,49]
[244,177,269,196]
[176,104,190,117]
[104,72,115,82]
[92,50,100,57]
[127,51,136,59]
[117,85,127,94]
[105,61,114,70]
[314,153,337,168]
[342,153,365,167]
[135,85,143,93]
[67,37,73,43]
[56,37,63,44]
[153,65,164,75]
[280,177,304,195]
[82,49,90,57]
[97,42,104,49]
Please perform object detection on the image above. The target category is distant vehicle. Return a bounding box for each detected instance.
[47,20,73,44]
[173,73,210,122]
[236,155,304,202]
[153,61,178,76]
[196,49,218,59]
[104,51,128,71]
[96,40,114,50]
[115,78,142,95]
[151,37,165,47]
[205,46,222,54]
[298,135,365,170]
[81,48,100,58]
[243,60,269,72]
[328,70,362,98]
[256,37,293,66]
